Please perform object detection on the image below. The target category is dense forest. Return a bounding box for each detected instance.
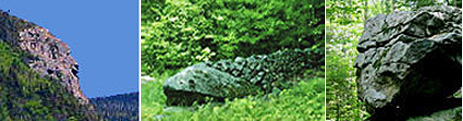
[141,0,325,120]
[326,0,462,120]
[90,92,139,121]
[141,0,324,74]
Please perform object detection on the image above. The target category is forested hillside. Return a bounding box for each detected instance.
[141,0,324,74]
[90,92,139,121]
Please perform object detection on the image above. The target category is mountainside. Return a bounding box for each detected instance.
[90,92,139,121]
[0,10,97,120]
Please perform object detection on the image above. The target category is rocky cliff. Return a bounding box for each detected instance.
[0,10,97,120]
[355,6,462,120]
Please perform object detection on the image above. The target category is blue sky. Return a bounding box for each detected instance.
[0,1,139,98]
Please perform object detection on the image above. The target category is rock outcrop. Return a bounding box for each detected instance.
[355,6,462,120]
[164,48,322,106]
[19,27,86,103]
[0,10,97,120]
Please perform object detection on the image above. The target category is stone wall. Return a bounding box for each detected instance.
[355,6,462,120]
[163,48,322,106]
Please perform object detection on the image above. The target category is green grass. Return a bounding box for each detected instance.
[141,71,325,121]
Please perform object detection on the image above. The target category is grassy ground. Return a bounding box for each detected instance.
[141,70,325,121]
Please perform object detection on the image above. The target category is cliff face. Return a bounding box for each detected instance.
[0,10,97,120]
[18,26,86,104]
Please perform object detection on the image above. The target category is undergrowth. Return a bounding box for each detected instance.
[141,70,325,121]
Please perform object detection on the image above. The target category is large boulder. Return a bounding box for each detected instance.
[164,49,322,106]
[355,6,462,120]
[0,10,97,120]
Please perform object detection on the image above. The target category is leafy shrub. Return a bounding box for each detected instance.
[141,71,325,121]
[141,0,325,74]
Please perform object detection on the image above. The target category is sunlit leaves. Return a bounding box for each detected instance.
[141,0,325,74]
[326,1,368,120]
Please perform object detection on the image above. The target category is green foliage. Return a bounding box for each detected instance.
[140,71,174,118]
[0,41,90,120]
[326,21,369,120]
[141,1,326,120]
[141,0,325,74]
[326,0,366,25]
[141,71,325,121]
[327,0,461,26]
[326,0,369,120]
[404,0,462,10]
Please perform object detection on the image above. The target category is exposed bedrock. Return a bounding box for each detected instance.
[354,6,462,120]
[0,10,97,120]
[0,11,87,105]
[163,49,322,106]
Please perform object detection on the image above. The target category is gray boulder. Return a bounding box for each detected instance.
[355,6,462,120]
[164,49,320,106]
